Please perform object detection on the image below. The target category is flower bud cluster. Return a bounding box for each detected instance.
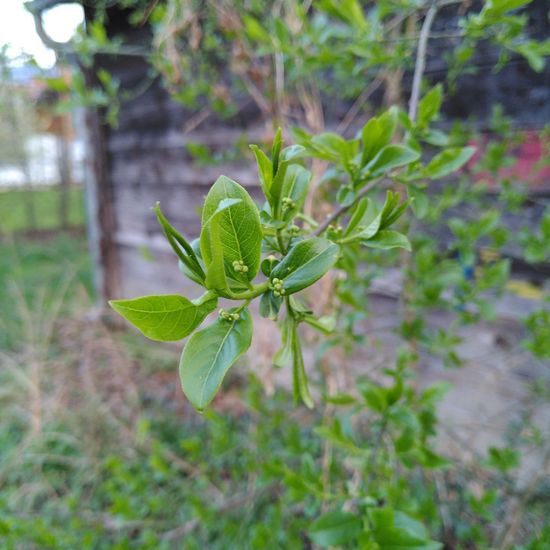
[282,197,295,210]
[219,308,240,322]
[289,225,301,236]
[232,259,249,273]
[270,277,286,297]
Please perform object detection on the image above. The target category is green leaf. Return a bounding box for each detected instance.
[259,291,282,320]
[370,508,442,550]
[281,144,307,162]
[366,145,420,177]
[109,292,217,342]
[242,15,271,43]
[424,147,475,179]
[343,197,372,237]
[341,192,409,244]
[250,144,273,199]
[201,197,241,290]
[423,129,449,147]
[272,127,283,175]
[270,237,340,294]
[281,165,311,221]
[269,160,289,217]
[303,315,336,334]
[178,238,205,285]
[362,230,412,251]
[179,308,253,411]
[482,0,530,18]
[291,322,313,408]
[361,382,387,413]
[417,85,443,129]
[154,203,205,283]
[200,176,262,290]
[261,255,280,277]
[310,132,350,162]
[309,510,363,548]
[273,315,293,368]
[361,107,398,165]
[513,40,550,72]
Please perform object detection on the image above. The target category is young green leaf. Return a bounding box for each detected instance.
[201,197,242,291]
[178,238,205,285]
[273,315,293,368]
[343,197,376,237]
[269,160,289,218]
[417,84,443,129]
[272,127,283,175]
[260,256,278,278]
[154,203,205,283]
[250,144,273,199]
[303,315,336,334]
[270,237,340,294]
[259,291,282,320]
[200,176,262,290]
[341,192,409,245]
[361,106,398,165]
[362,230,412,251]
[370,508,442,550]
[281,144,306,162]
[424,146,475,179]
[366,144,420,177]
[291,322,314,408]
[109,292,217,342]
[310,132,350,162]
[179,308,253,411]
[309,510,363,548]
[281,164,311,222]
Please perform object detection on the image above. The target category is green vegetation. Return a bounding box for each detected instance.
[0,233,92,350]
[0,186,85,234]
[6,0,550,547]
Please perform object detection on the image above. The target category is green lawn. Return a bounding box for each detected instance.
[0,186,86,234]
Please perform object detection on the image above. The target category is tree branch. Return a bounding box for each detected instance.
[311,180,379,237]
[408,2,439,122]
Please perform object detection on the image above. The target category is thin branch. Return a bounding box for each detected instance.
[408,2,439,122]
[183,105,212,134]
[240,73,272,116]
[337,78,383,135]
[311,180,380,237]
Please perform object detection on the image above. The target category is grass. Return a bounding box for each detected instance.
[0,233,548,549]
[0,231,321,548]
[0,186,85,234]
[0,231,329,549]
[0,233,93,351]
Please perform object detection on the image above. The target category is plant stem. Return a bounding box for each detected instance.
[276,228,287,254]
[408,1,438,122]
[310,180,379,237]
[224,281,270,301]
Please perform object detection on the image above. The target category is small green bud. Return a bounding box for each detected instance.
[289,224,300,236]
[282,196,295,210]
[232,259,248,273]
